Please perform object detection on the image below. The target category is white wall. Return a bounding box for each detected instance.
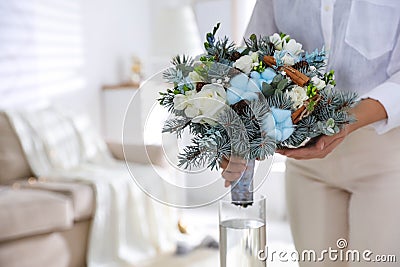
[194,0,256,45]
[81,0,151,131]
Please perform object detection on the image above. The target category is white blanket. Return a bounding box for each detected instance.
[6,107,176,267]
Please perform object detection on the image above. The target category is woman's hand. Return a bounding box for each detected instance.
[277,98,387,160]
[220,156,247,187]
[277,126,349,159]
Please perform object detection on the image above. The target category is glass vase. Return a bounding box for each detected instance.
[219,195,266,267]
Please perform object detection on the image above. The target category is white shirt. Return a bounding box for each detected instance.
[246,0,400,134]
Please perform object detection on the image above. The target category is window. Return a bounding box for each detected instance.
[0,0,85,107]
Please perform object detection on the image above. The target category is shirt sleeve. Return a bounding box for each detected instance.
[361,30,400,134]
[244,0,278,38]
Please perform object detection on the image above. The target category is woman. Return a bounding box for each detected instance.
[221,0,400,266]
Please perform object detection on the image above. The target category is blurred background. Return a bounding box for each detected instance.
[0,0,256,129]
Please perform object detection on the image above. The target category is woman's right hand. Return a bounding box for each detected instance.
[220,156,247,187]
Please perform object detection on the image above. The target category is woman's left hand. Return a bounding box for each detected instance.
[277,98,388,160]
[276,126,349,160]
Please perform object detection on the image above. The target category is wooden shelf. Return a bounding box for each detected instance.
[102,82,140,90]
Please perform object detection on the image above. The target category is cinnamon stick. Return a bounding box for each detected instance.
[291,94,322,124]
[263,56,310,87]
[291,106,306,124]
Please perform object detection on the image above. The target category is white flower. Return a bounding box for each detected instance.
[191,84,227,124]
[173,94,187,111]
[287,86,308,109]
[282,53,295,66]
[270,33,283,50]
[283,39,303,56]
[311,76,326,90]
[173,90,200,118]
[185,105,200,118]
[188,71,204,82]
[325,83,334,92]
[250,51,259,62]
[233,55,253,74]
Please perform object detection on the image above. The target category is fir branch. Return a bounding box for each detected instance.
[258,36,275,57]
[157,89,176,112]
[279,115,319,148]
[178,145,213,170]
[319,88,358,111]
[171,54,194,66]
[249,136,276,160]
[203,24,236,64]
[207,37,236,64]
[171,55,195,78]
[189,122,210,136]
[162,116,191,137]
[301,48,327,70]
[265,93,294,110]
[244,34,259,52]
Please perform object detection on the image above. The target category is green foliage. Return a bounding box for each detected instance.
[244,35,274,57]
[252,61,266,73]
[261,74,292,97]
[162,55,195,86]
[324,70,336,86]
[244,34,259,52]
[157,89,177,112]
[203,23,237,65]
[306,84,318,98]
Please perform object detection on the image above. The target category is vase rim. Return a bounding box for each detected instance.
[219,194,266,204]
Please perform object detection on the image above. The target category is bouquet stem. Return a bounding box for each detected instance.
[230,159,255,206]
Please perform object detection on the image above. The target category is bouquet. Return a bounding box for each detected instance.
[158,23,357,204]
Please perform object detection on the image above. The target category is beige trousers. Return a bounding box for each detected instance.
[285,126,400,266]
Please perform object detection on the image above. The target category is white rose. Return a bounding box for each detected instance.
[311,76,326,90]
[188,71,204,82]
[270,33,283,50]
[233,55,253,74]
[283,39,303,56]
[191,84,227,124]
[288,85,308,109]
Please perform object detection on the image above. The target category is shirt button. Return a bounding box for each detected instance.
[324,5,331,11]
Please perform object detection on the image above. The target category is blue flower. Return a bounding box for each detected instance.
[226,73,261,105]
[249,68,276,89]
[260,68,277,83]
[261,108,294,142]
